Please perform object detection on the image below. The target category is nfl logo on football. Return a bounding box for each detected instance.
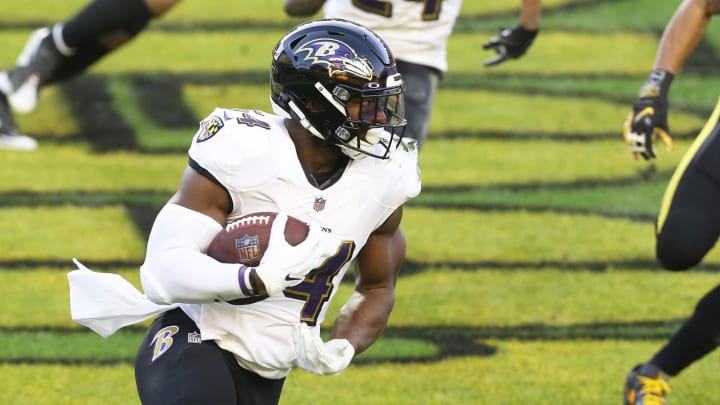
[235,235,260,264]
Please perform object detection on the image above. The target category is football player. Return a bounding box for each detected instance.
[122,19,419,404]
[282,0,541,150]
[0,0,181,150]
[622,0,720,404]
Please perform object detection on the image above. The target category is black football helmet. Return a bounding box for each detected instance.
[271,19,406,159]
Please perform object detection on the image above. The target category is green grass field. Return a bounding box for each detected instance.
[2,0,720,403]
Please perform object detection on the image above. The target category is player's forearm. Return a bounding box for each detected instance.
[283,0,325,17]
[330,289,395,354]
[654,0,716,74]
[140,204,248,304]
[520,0,541,30]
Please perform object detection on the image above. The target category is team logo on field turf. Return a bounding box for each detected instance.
[236,235,260,265]
[196,115,224,142]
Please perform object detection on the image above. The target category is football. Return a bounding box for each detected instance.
[207,212,310,266]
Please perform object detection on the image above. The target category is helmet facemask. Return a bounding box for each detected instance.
[315,75,406,160]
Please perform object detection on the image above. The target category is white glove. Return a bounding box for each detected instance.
[293,322,355,375]
[255,213,337,296]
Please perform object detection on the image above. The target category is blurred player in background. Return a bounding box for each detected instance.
[622,0,720,403]
[283,0,541,150]
[0,0,181,150]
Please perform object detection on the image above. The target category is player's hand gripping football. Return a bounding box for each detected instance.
[623,69,674,160]
[293,322,355,375]
[483,25,538,67]
[253,213,336,296]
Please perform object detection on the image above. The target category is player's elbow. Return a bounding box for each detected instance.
[140,260,174,305]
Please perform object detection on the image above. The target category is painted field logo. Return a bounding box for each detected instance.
[236,234,260,265]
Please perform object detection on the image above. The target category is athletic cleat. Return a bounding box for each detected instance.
[16,27,52,66]
[0,133,38,151]
[624,363,671,405]
[0,91,37,151]
[0,27,62,113]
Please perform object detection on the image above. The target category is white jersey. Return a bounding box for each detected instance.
[180,107,421,379]
[323,0,462,72]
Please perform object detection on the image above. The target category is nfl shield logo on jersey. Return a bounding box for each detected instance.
[313,197,326,212]
[235,235,260,265]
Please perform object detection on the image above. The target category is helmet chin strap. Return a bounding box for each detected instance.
[271,97,327,142]
[365,128,386,144]
[269,98,291,118]
[339,128,391,160]
[339,145,369,160]
[314,82,346,112]
[286,99,325,140]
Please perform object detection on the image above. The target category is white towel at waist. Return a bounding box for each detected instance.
[67,258,176,338]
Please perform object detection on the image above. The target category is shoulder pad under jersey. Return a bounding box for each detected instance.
[188,108,293,190]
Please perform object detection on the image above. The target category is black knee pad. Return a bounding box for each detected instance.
[47,16,151,84]
[656,233,711,271]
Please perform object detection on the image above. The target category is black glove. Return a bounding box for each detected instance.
[483,25,538,67]
[623,69,674,160]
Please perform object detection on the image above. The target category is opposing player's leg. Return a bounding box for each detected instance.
[395,60,440,150]
[135,308,285,405]
[624,285,720,404]
[655,97,720,270]
[624,98,720,403]
[651,285,720,374]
